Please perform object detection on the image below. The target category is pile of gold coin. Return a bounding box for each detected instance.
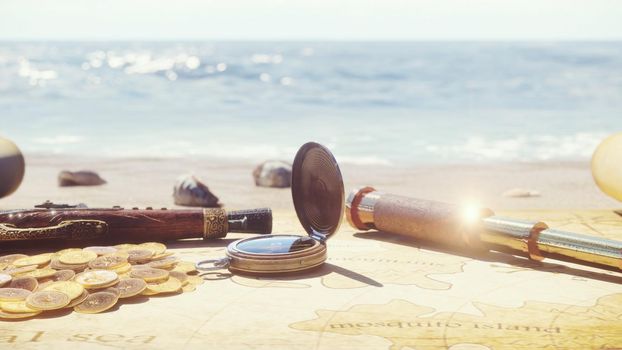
[0,242,204,320]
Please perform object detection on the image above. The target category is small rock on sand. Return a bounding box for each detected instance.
[253,160,292,188]
[502,188,541,198]
[173,174,220,207]
[58,171,107,187]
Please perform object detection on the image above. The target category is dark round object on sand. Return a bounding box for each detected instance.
[0,136,25,199]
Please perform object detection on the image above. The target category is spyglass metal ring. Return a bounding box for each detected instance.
[195,142,345,275]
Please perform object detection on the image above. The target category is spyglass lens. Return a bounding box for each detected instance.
[236,235,316,254]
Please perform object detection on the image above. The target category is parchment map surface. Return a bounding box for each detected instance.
[1,210,621,349]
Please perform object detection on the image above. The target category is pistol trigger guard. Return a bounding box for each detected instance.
[0,220,108,241]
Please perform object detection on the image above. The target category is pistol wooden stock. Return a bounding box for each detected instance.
[0,206,272,246]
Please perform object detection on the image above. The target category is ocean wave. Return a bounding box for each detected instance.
[1,42,620,109]
[32,135,84,145]
[334,156,393,166]
[0,42,620,164]
[424,132,607,162]
[17,58,58,87]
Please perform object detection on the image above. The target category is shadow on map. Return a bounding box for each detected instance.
[226,262,383,287]
[354,230,622,285]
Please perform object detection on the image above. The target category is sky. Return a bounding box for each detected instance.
[1,0,621,41]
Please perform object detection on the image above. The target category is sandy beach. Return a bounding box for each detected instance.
[2,154,618,217]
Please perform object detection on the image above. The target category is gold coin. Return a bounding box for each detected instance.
[75,270,119,288]
[74,292,118,314]
[88,255,127,270]
[169,271,188,285]
[0,309,41,319]
[83,246,118,256]
[13,253,53,267]
[113,244,138,251]
[181,284,196,293]
[86,278,119,290]
[66,289,89,308]
[50,269,75,281]
[130,267,169,283]
[1,300,40,313]
[116,278,147,298]
[138,242,167,255]
[172,261,197,274]
[36,280,53,292]
[9,276,38,291]
[131,264,150,269]
[43,281,84,300]
[112,262,132,274]
[0,254,28,265]
[147,257,178,270]
[59,250,97,265]
[0,288,31,301]
[117,272,131,280]
[4,265,38,276]
[106,251,129,260]
[127,249,153,263]
[0,273,11,286]
[186,275,205,286]
[141,277,182,296]
[150,251,174,260]
[53,248,82,258]
[100,287,120,298]
[26,290,70,310]
[50,258,88,271]
[17,268,57,279]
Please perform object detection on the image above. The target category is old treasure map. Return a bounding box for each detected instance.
[1,210,621,349]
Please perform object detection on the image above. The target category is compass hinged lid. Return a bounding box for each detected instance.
[291,142,345,242]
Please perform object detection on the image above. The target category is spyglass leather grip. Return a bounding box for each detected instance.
[346,187,493,248]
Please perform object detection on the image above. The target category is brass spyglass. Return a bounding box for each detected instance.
[347,187,622,272]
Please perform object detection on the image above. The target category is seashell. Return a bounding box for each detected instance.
[502,188,541,198]
[173,174,220,207]
[253,160,292,188]
[58,170,106,187]
[0,136,25,198]
[591,132,622,201]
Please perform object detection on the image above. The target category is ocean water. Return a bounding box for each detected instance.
[0,41,620,165]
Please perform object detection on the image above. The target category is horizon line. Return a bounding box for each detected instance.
[2,38,622,43]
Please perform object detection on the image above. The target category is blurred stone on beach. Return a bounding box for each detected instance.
[502,188,541,198]
[58,170,107,187]
[253,161,292,188]
[173,174,220,207]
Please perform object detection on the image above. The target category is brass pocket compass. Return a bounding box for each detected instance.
[196,142,344,275]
